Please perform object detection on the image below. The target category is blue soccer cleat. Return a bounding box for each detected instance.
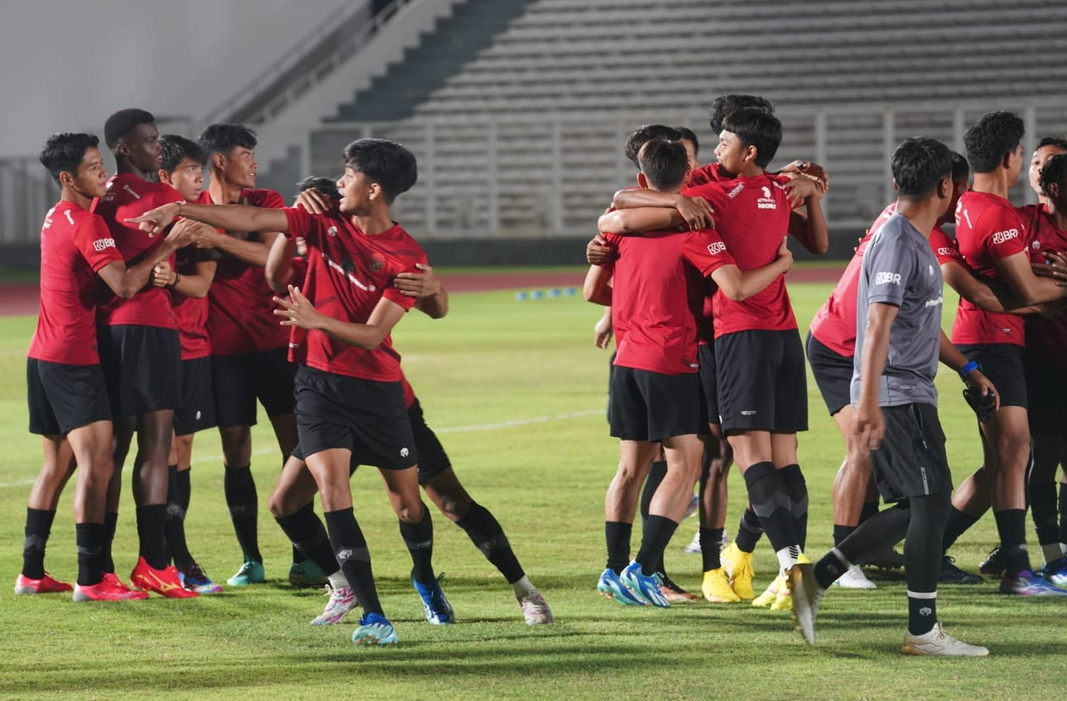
[1000,570,1067,596]
[620,561,669,608]
[597,568,644,606]
[351,612,398,646]
[1041,557,1067,588]
[413,573,454,624]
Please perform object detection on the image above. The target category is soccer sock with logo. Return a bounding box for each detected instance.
[605,521,632,574]
[324,508,382,615]
[779,464,808,551]
[743,462,800,569]
[456,501,525,584]
[135,504,169,570]
[164,465,193,570]
[22,508,56,580]
[75,522,105,586]
[224,465,262,563]
[734,506,763,553]
[102,511,119,573]
[635,515,679,574]
[399,504,435,585]
[904,492,950,636]
[940,506,979,552]
[994,509,1031,576]
[275,501,340,576]
[701,528,725,571]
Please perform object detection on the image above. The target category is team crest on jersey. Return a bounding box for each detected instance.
[368,253,386,272]
[326,226,338,237]
[1032,240,1042,251]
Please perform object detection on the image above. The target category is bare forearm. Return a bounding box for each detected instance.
[801,198,829,254]
[414,290,449,319]
[265,236,297,294]
[178,203,288,240]
[938,331,968,371]
[599,207,682,234]
[108,241,179,298]
[211,231,277,268]
[318,316,389,350]
[611,188,678,210]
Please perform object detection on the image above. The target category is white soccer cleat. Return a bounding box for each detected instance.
[901,622,989,657]
[518,590,554,625]
[833,565,877,590]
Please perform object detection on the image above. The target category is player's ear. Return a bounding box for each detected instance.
[1048,181,1061,200]
[682,166,692,187]
[367,181,383,201]
[157,169,171,186]
[212,152,227,173]
[744,144,758,164]
[938,176,952,200]
[58,170,74,188]
[637,172,649,189]
[1001,150,1014,171]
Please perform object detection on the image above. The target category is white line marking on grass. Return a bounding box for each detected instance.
[0,478,35,488]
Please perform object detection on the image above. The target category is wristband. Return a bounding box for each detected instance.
[958,360,979,379]
[167,272,181,288]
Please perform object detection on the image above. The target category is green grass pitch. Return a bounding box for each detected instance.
[0,277,1062,700]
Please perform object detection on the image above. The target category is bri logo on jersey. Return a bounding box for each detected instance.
[875,271,902,285]
[991,228,1019,245]
[92,238,117,252]
[706,241,727,256]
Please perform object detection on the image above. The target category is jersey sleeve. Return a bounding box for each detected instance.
[381,246,429,312]
[928,227,965,266]
[598,232,623,273]
[682,229,735,277]
[979,205,1028,260]
[864,231,915,307]
[154,182,186,208]
[73,215,124,272]
[688,164,719,187]
[248,189,286,210]
[283,206,318,243]
[682,181,727,211]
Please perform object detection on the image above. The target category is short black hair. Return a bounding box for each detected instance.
[1036,136,1067,153]
[39,132,99,184]
[297,175,341,200]
[950,151,969,183]
[638,138,689,190]
[721,108,782,169]
[199,123,258,165]
[674,126,699,155]
[624,124,681,168]
[103,108,155,150]
[709,94,774,134]
[1039,153,1067,198]
[891,137,953,198]
[964,111,1025,174]
[159,134,206,173]
[342,138,417,204]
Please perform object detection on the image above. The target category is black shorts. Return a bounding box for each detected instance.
[806,331,854,417]
[174,357,217,436]
[294,365,417,470]
[698,344,721,426]
[957,344,1027,409]
[605,350,617,424]
[409,398,452,484]
[97,325,182,416]
[716,329,809,433]
[608,366,705,442]
[871,403,953,502]
[26,358,112,435]
[1025,364,1067,438]
[212,348,297,427]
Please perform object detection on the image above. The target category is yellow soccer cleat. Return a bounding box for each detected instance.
[701,568,742,603]
[721,542,756,600]
[769,554,810,611]
[752,574,784,608]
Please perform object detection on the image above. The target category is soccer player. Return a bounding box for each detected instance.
[93,109,199,598]
[151,134,222,593]
[18,132,189,601]
[790,137,993,656]
[950,112,1067,595]
[192,124,307,587]
[130,137,433,646]
[587,137,794,608]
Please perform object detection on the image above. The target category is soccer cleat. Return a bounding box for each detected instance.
[103,572,134,592]
[865,545,905,570]
[311,585,359,626]
[658,573,699,603]
[130,558,199,598]
[833,565,877,590]
[1041,557,1067,588]
[999,570,1067,596]
[73,577,150,601]
[289,559,329,588]
[14,572,73,595]
[901,622,989,657]
[518,590,554,625]
[620,561,669,607]
[683,528,701,554]
[351,612,398,646]
[701,568,741,603]
[597,568,645,606]
[939,556,983,585]
[226,560,265,586]
[978,545,1005,577]
[788,562,825,645]
[721,542,756,600]
[412,573,454,624]
[179,563,223,594]
[752,574,784,608]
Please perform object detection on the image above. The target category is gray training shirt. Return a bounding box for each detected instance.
[851,212,944,408]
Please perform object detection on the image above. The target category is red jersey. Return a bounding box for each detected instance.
[685,172,795,337]
[601,227,735,375]
[283,207,426,381]
[171,247,211,360]
[952,191,1029,346]
[92,174,184,329]
[1018,204,1067,366]
[28,201,123,365]
[689,163,725,187]
[202,189,290,355]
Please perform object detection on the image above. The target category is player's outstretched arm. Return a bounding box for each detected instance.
[995,251,1067,306]
[583,265,612,306]
[610,189,713,230]
[598,207,683,234]
[273,285,406,351]
[853,302,897,451]
[265,233,297,294]
[128,202,289,239]
[97,222,194,299]
[396,264,449,319]
[710,236,793,301]
[152,256,217,298]
[194,228,282,269]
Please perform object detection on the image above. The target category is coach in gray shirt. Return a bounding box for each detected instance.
[790,137,996,658]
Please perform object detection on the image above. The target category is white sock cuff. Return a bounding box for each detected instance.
[830,547,852,568]
[907,590,938,600]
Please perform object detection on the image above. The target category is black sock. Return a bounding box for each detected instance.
[701,528,724,571]
[941,507,979,553]
[832,524,856,548]
[814,549,851,589]
[456,501,525,583]
[400,505,435,585]
[135,504,169,570]
[103,512,119,573]
[779,464,808,551]
[743,462,798,552]
[1060,483,1067,547]
[605,521,632,574]
[635,515,679,572]
[838,503,911,569]
[276,501,339,576]
[75,522,105,586]
[164,465,194,570]
[994,508,1031,576]
[224,465,261,563]
[1029,480,1059,547]
[859,500,879,524]
[324,508,381,615]
[640,460,668,525]
[905,492,950,636]
[22,508,56,580]
[176,469,191,513]
[735,507,763,553]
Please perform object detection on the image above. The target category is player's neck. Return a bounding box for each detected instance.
[970,173,1011,199]
[115,159,150,181]
[59,189,92,211]
[350,209,394,236]
[207,178,244,205]
[896,198,940,238]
